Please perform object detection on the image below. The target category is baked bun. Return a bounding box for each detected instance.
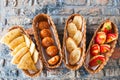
[73,30,82,45]
[39,21,50,30]
[66,37,77,53]
[73,16,82,30]
[48,55,60,65]
[41,37,54,48]
[40,29,51,38]
[67,22,77,38]
[69,48,81,65]
[46,46,58,57]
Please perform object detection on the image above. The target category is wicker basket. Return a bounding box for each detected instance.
[8,26,43,77]
[32,13,63,68]
[62,14,86,70]
[84,19,119,74]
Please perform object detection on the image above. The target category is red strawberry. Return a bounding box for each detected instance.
[101,21,112,33]
[106,33,117,43]
[89,55,105,67]
[100,44,110,53]
[90,44,100,56]
[95,32,106,44]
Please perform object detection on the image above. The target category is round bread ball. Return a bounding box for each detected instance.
[42,37,54,48]
[40,29,51,38]
[39,21,50,30]
[48,55,60,65]
[46,46,58,57]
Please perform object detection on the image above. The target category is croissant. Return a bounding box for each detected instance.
[1,26,43,77]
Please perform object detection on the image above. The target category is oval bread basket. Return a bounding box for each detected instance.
[62,14,86,70]
[32,13,63,68]
[84,20,119,74]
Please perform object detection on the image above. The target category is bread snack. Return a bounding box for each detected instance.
[32,13,62,68]
[84,20,118,74]
[1,26,43,77]
[63,14,86,70]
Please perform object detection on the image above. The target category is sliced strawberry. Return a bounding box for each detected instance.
[101,21,112,33]
[89,55,105,67]
[100,44,110,53]
[106,33,117,43]
[90,44,100,56]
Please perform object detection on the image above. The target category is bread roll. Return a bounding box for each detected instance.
[69,48,81,65]
[73,30,82,45]
[40,29,51,38]
[73,16,82,30]
[67,22,77,38]
[42,37,54,48]
[66,37,77,53]
[39,21,50,30]
[48,55,60,65]
[46,46,58,57]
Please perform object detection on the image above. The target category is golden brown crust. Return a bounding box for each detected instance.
[32,13,62,68]
[9,26,43,77]
[84,19,118,74]
[46,46,58,57]
[40,29,52,38]
[48,55,60,65]
[41,37,54,48]
[62,14,86,70]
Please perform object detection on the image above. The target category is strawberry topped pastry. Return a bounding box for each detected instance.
[95,32,106,44]
[101,21,112,33]
[100,44,110,53]
[90,44,100,56]
[106,33,117,43]
[84,20,118,73]
[89,55,105,67]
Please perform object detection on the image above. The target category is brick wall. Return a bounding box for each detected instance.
[0,0,120,80]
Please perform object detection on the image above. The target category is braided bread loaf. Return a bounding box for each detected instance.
[63,14,86,70]
[1,26,43,77]
[66,16,83,65]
